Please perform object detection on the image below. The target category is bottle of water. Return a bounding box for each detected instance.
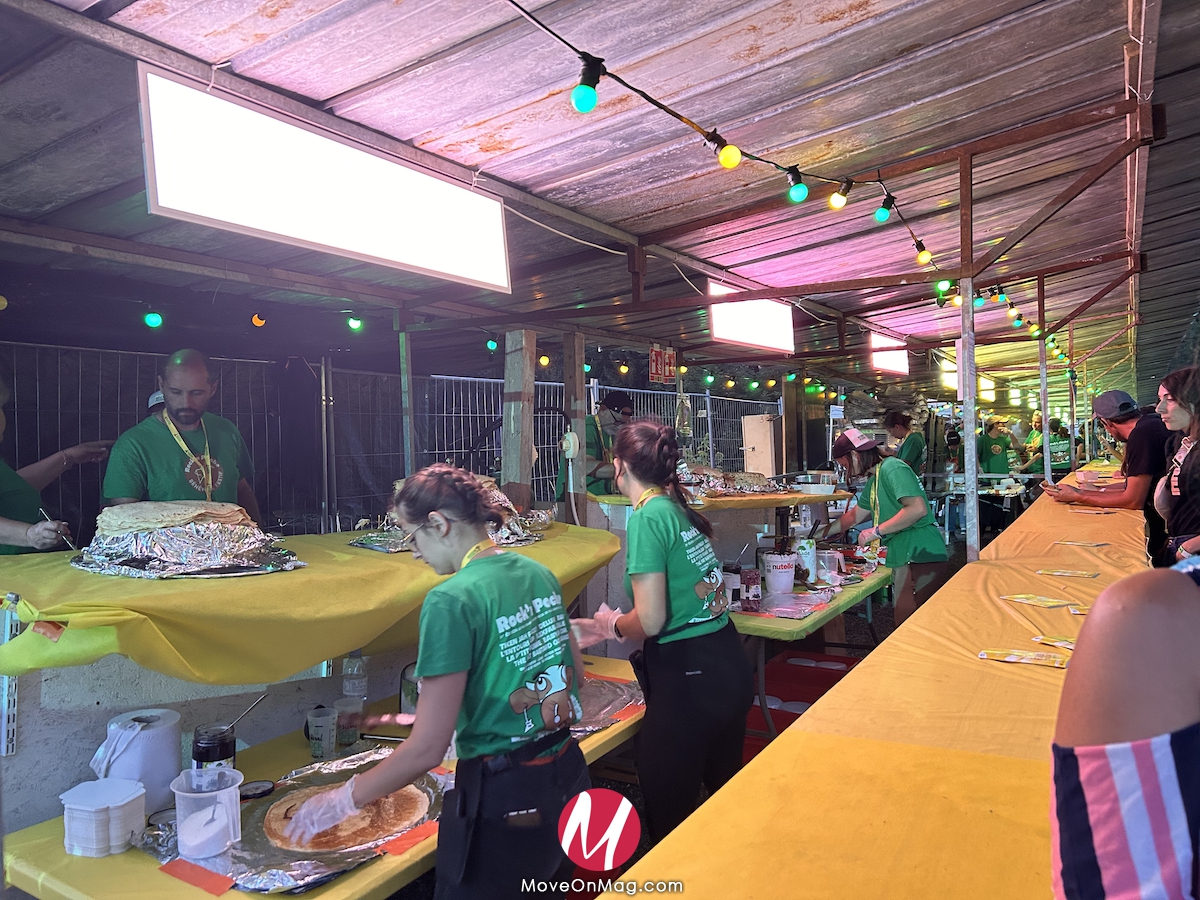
[342,650,367,700]
[799,505,813,531]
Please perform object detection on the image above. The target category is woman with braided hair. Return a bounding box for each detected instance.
[285,464,589,899]
[574,419,753,841]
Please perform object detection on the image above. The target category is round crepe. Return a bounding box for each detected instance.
[96,501,251,535]
[264,783,429,852]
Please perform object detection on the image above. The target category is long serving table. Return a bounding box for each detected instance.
[4,656,643,900]
[731,566,893,738]
[0,524,619,682]
[609,473,1150,898]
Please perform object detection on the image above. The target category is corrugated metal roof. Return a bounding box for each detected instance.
[0,0,1189,397]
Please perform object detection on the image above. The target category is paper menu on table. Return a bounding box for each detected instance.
[978,649,1069,668]
[1036,570,1100,578]
[999,594,1071,608]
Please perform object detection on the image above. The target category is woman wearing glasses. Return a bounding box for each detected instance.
[285,464,589,899]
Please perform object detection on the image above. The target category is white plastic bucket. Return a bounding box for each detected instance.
[762,552,798,594]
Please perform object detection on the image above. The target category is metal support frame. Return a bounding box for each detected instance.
[1038,279,1053,484]
[2,598,22,756]
[959,155,981,562]
[319,358,332,534]
[398,330,416,478]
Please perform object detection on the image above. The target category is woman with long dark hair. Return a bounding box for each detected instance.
[1156,366,1200,561]
[573,419,753,842]
[285,464,589,899]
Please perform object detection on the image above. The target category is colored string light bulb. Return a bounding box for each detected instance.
[973,294,986,308]
[583,363,592,373]
[914,240,932,266]
[1006,302,1018,318]
[618,362,630,375]
[486,338,498,352]
[785,167,808,203]
[704,130,741,169]
[874,194,896,223]
[829,179,852,210]
[677,365,688,374]
[251,313,266,327]
[570,53,605,114]
[538,355,550,367]
[786,373,797,381]
[143,311,163,328]
[1012,314,1025,328]
[766,379,776,388]
[725,379,735,389]
[347,316,363,331]
[705,374,716,384]
[952,294,963,307]
[749,380,760,390]
[936,279,952,293]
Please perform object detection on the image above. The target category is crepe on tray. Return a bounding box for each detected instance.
[264,783,429,852]
[95,500,252,535]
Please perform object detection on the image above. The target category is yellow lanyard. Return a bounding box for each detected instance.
[460,538,497,570]
[634,488,664,510]
[163,413,213,501]
[868,465,883,544]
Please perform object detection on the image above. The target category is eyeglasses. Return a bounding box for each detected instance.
[395,521,430,549]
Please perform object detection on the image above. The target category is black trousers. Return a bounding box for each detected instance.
[435,739,590,900]
[637,620,754,842]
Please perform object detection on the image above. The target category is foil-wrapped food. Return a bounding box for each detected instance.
[72,502,303,578]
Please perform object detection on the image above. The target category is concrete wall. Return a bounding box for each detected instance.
[1,647,414,833]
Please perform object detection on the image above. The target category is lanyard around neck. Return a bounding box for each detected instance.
[634,488,664,510]
[163,413,213,501]
[460,538,497,570]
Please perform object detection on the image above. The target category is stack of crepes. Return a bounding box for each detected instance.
[75,501,301,579]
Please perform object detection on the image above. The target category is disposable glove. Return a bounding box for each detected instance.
[570,603,625,649]
[282,775,359,845]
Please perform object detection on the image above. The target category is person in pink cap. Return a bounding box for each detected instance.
[817,427,948,623]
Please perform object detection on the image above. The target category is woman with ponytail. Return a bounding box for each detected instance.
[286,464,589,899]
[573,420,753,841]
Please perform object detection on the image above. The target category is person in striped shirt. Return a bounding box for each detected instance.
[1052,561,1200,899]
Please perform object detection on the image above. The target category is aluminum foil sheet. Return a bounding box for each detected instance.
[71,522,304,579]
[348,528,409,553]
[570,677,643,738]
[137,744,445,894]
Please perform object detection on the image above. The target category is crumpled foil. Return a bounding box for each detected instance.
[347,528,409,553]
[570,677,643,738]
[71,522,305,579]
[137,744,445,893]
[349,503,554,552]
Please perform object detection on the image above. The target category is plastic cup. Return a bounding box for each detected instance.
[762,552,798,594]
[170,768,243,858]
[307,707,337,759]
[334,697,363,747]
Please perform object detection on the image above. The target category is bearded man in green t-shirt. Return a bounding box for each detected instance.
[103,350,261,524]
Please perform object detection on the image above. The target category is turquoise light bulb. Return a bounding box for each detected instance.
[788,182,809,203]
[874,206,891,223]
[143,311,163,328]
[571,84,598,114]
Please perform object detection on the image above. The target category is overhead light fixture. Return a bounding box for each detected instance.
[829,179,852,210]
[874,194,896,223]
[138,65,510,292]
[785,167,808,203]
[871,333,908,375]
[703,130,741,169]
[914,240,932,266]
[709,297,795,353]
[571,53,605,114]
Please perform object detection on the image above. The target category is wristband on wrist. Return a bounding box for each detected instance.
[613,619,623,640]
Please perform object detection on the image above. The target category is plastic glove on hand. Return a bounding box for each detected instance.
[570,603,624,649]
[282,775,360,846]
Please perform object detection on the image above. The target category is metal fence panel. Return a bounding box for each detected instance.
[330,368,406,527]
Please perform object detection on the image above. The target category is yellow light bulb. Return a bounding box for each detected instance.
[538,355,550,367]
[828,191,848,210]
[725,379,735,389]
[251,313,266,327]
[916,248,933,265]
[677,365,688,374]
[952,295,963,306]
[618,364,630,374]
[1007,306,1018,318]
[717,144,742,169]
[766,379,776,388]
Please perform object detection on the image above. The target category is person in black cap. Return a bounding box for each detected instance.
[1047,390,1170,564]
[556,391,634,498]
[817,428,948,623]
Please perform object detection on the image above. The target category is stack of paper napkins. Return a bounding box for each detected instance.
[60,778,146,857]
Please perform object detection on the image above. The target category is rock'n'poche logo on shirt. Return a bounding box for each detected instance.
[184,456,224,495]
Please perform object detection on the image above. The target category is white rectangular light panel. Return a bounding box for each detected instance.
[138,65,510,292]
[709,299,795,353]
[870,333,908,375]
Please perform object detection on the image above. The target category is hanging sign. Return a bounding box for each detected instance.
[648,346,677,384]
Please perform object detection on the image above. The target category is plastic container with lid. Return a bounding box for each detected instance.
[171,767,244,859]
[60,778,146,857]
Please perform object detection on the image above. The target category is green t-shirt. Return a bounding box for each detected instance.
[0,460,42,555]
[976,433,1012,475]
[102,413,253,503]
[897,432,927,474]
[414,552,581,760]
[1048,433,1073,471]
[1025,429,1043,453]
[861,458,948,567]
[624,495,728,644]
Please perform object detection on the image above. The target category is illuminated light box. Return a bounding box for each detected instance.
[707,282,794,353]
[137,64,510,292]
[870,333,909,375]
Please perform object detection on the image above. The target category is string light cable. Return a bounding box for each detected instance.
[503,204,625,255]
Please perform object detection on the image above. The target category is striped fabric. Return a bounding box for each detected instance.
[1052,723,1200,899]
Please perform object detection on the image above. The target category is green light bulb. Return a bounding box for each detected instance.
[786,373,797,382]
[874,206,891,223]
[571,84,598,114]
[936,279,952,293]
[347,317,363,331]
[787,182,809,203]
[143,311,163,328]
[705,374,715,384]
[749,381,760,390]
[973,295,985,308]
[486,338,498,352]
[583,363,592,373]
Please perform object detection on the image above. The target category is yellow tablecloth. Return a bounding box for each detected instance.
[730,567,892,640]
[614,476,1149,897]
[588,491,850,509]
[0,525,619,684]
[5,656,643,900]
